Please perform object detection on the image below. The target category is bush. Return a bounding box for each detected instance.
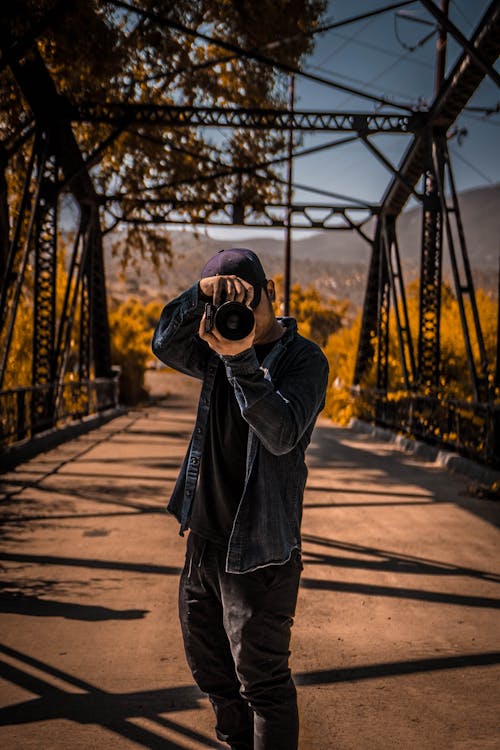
[109,298,162,404]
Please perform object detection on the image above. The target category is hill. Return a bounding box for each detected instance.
[103,183,500,311]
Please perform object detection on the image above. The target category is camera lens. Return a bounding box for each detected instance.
[214,301,255,340]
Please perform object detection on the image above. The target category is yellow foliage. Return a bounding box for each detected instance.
[273,275,349,347]
[2,243,71,390]
[322,279,499,425]
[109,298,163,405]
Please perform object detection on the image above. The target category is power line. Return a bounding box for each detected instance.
[106,0,416,111]
[451,0,475,32]
[314,17,378,68]
[319,28,435,71]
[306,63,427,104]
[449,145,496,184]
[461,112,500,129]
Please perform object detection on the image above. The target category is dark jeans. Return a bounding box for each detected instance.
[179,532,302,750]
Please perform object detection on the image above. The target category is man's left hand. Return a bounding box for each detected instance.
[198,311,256,357]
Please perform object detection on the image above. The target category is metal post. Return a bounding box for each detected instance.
[415,0,450,393]
[434,0,450,98]
[87,209,113,379]
[283,74,294,317]
[353,232,381,386]
[381,215,416,390]
[0,146,9,277]
[31,128,58,434]
[495,252,500,394]
[376,219,390,396]
[434,134,490,401]
[417,131,443,391]
[493,252,500,465]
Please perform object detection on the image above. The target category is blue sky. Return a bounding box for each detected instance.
[204,0,499,240]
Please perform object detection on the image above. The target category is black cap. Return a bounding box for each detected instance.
[201,248,267,308]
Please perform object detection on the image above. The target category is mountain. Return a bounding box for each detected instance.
[103,183,500,310]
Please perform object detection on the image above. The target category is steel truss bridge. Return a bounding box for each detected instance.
[0,1,499,467]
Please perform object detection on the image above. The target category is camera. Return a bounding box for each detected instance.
[204,300,255,341]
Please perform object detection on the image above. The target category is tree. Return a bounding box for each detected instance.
[273,275,349,347]
[1,0,326,267]
[108,297,162,404]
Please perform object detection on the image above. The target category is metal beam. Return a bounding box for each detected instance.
[381,215,416,390]
[353,236,381,387]
[416,131,443,391]
[104,199,375,231]
[31,128,58,434]
[381,0,500,218]
[419,0,500,88]
[73,103,423,133]
[8,44,114,379]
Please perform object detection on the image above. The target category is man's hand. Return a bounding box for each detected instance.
[199,274,254,308]
[198,275,256,356]
[199,311,256,356]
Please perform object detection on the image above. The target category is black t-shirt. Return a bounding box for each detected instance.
[189,341,276,546]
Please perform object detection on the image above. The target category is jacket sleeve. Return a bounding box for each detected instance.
[152,283,210,380]
[222,343,329,455]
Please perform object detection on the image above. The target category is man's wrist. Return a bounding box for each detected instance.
[222,347,260,375]
[198,282,212,302]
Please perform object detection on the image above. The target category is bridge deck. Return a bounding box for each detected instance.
[1,371,499,750]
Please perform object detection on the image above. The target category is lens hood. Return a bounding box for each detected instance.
[214,301,255,341]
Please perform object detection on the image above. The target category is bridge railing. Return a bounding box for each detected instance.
[356,391,500,469]
[0,377,120,448]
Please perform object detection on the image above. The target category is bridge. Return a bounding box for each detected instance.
[1,1,499,467]
[0,3,500,745]
[0,370,499,748]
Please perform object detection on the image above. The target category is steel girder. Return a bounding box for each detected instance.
[0,147,8,272]
[355,1,499,401]
[375,221,391,396]
[0,41,114,441]
[416,130,444,392]
[381,0,500,219]
[73,103,422,134]
[432,133,490,402]
[106,198,375,232]
[31,128,58,433]
[381,215,415,391]
[353,213,415,394]
[353,234,381,388]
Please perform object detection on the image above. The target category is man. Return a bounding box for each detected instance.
[152,248,329,750]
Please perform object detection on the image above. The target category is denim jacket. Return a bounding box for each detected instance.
[152,283,329,574]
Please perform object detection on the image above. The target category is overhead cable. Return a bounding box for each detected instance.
[106,0,416,111]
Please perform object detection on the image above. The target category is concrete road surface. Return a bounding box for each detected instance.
[0,370,499,749]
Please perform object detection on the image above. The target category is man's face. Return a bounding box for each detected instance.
[252,280,277,344]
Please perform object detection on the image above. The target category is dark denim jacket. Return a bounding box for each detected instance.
[152,283,329,574]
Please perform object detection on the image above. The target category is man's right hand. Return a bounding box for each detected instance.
[199,275,254,308]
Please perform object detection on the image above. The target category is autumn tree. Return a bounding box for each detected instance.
[1,0,326,270]
[0,0,326,407]
[109,298,162,404]
[273,275,349,347]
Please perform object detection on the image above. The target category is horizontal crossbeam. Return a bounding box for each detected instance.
[73,103,423,133]
[105,199,376,230]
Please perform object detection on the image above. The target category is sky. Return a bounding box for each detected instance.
[200,0,499,240]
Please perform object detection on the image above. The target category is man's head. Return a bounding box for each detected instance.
[201,248,268,309]
[200,247,279,346]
